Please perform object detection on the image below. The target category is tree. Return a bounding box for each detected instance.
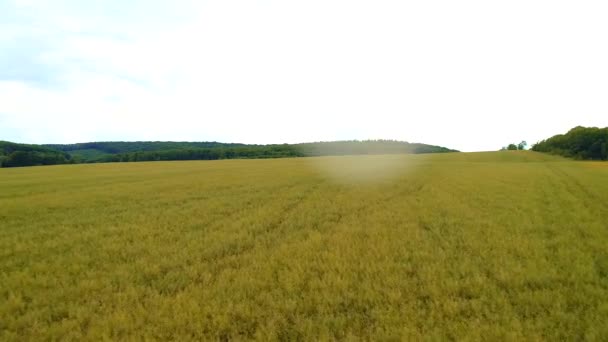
[507,144,518,150]
[532,126,608,160]
[518,141,527,150]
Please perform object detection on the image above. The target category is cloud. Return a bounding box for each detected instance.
[1,0,607,150]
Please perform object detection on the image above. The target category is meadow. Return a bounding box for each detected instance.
[1,151,607,340]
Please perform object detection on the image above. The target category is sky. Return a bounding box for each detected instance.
[1,0,607,152]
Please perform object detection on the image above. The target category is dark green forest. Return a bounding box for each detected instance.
[0,141,74,167]
[1,140,457,167]
[532,126,608,160]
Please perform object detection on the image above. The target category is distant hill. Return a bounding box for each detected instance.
[0,139,457,167]
[295,140,457,156]
[44,141,251,163]
[532,126,608,160]
[45,140,457,163]
[45,141,249,155]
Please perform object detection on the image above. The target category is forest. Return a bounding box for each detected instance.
[0,141,74,167]
[532,126,608,160]
[1,140,456,167]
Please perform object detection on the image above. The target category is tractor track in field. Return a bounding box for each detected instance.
[546,163,607,219]
[194,180,325,268]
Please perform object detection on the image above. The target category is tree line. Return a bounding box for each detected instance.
[45,141,249,154]
[0,141,74,167]
[532,126,608,160]
[1,140,457,167]
[99,145,301,163]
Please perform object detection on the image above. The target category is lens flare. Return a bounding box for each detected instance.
[306,154,414,185]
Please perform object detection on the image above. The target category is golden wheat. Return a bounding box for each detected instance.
[1,152,607,340]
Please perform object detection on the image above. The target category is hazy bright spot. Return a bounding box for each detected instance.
[308,155,414,184]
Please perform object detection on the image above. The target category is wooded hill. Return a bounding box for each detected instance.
[0,141,74,167]
[532,126,608,160]
[1,140,457,167]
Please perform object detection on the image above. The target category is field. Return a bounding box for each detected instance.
[1,151,608,340]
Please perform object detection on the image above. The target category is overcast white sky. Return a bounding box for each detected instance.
[1,0,607,151]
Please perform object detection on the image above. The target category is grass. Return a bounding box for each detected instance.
[1,151,607,340]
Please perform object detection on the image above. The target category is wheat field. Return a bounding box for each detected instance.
[1,151,607,340]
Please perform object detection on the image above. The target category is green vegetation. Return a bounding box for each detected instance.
[45,141,250,156]
[296,140,457,156]
[0,141,73,168]
[501,141,527,151]
[94,140,457,163]
[532,126,608,160]
[1,151,607,340]
[0,140,457,167]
